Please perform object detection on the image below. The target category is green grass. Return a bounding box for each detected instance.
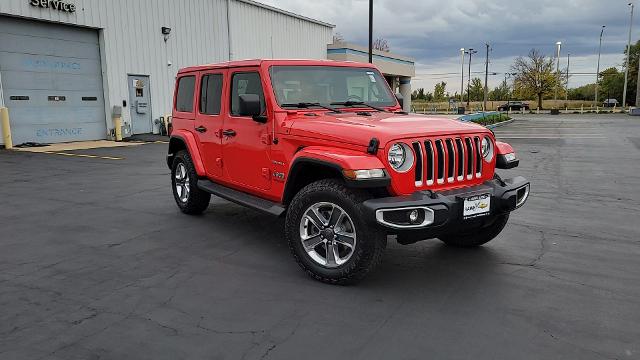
[471,113,511,126]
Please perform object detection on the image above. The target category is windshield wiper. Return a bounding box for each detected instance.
[281,102,342,113]
[330,101,389,112]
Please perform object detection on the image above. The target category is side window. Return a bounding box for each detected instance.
[175,76,196,113]
[199,74,223,115]
[230,72,265,116]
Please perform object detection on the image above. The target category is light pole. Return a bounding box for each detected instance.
[566,53,570,102]
[483,43,491,111]
[504,72,516,109]
[368,0,373,63]
[595,25,605,105]
[460,48,465,105]
[554,41,562,107]
[623,2,634,109]
[465,48,477,107]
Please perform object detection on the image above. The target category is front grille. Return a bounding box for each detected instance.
[413,135,485,188]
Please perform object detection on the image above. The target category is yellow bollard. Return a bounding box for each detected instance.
[1,107,13,149]
[113,116,123,142]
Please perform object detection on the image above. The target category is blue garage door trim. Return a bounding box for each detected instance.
[0,16,106,145]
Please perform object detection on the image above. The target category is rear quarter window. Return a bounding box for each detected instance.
[175,76,196,113]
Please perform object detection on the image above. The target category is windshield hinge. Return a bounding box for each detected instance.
[367,138,380,155]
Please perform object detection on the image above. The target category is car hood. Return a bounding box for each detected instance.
[287,112,490,147]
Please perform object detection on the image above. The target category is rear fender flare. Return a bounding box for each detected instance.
[168,130,206,176]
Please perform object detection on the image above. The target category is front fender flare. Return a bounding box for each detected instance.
[168,130,206,177]
[286,146,390,192]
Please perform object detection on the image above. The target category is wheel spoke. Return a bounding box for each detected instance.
[302,235,323,250]
[325,241,337,266]
[334,233,355,249]
[328,206,343,227]
[306,209,326,229]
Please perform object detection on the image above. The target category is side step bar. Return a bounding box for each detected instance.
[197,180,286,216]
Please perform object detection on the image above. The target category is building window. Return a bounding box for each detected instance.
[199,74,223,115]
[175,76,196,113]
[230,72,265,116]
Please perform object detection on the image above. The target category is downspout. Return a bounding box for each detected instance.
[227,0,233,61]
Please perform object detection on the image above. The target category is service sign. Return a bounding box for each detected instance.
[30,0,77,13]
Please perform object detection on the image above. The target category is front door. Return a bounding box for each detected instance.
[195,71,226,178]
[128,75,152,134]
[223,70,271,191]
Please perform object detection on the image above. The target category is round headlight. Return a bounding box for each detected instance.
[388,143,406,169]
[387,143,415,172]
[481,137,494,161]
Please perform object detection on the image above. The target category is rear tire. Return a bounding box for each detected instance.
[171,150,211,215]
[439,214,509,247]
[285,179,386,285]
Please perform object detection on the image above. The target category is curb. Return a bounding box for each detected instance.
[485,119,514,129]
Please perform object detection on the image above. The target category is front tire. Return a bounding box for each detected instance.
[439,214,509,247]
[171,150,211,215]
[285,179,386,285]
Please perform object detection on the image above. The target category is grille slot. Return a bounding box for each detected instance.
[412,142,423,186]
[435,140,445,184]
[424,141,434,185]
[455,138,464,180]
[465,137,474,179]
[445,139,455,182]
[474,137,482,177]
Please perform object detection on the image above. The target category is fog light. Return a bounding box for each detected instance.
[409,209,420,223]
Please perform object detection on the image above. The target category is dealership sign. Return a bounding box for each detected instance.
[30,0,76,13]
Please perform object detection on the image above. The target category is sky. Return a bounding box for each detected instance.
[260,0,637,93]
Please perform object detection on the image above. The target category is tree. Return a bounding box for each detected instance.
[466,78,484,101]
[599,67,624,102]
[622,40,640,105]
[511,49,558,109]
[567,84,596,101]
[434,82,447,101]
[373,38,390,52]
[489,80,510,101]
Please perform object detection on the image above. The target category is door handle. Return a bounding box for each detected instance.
[222,129,237,137]
[195,126,207,133]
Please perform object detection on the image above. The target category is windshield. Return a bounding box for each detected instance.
[270,66,397,108]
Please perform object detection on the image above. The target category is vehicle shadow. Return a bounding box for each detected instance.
[194,200,507,291]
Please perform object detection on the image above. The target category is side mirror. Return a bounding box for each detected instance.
[238,94,267,123]
[239,94,261,116]
[395,93,404,109]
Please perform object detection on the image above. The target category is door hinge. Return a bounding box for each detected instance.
[262,168,271,179]
[216,158,223,168]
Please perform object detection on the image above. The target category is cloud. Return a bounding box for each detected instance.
[259,0,634,90]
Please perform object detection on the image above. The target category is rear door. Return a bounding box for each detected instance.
[195,71,226,178]
[222,69,272,191]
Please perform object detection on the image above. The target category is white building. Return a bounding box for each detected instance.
[0,0,334,145]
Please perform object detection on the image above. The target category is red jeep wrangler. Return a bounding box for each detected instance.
[168,60,529,284]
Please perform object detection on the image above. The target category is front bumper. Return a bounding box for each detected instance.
[362,176,529,242]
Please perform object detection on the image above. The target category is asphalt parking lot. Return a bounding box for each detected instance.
[1,114,639,360]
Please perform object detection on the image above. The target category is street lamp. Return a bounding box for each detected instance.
[623,2,634,109]
[595,25,605,105]
[554,41,562,106]
[460,48,465,105]
[465,48,478,107]
[566,53,570,102]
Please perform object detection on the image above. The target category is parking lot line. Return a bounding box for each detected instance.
[41,151,125,160]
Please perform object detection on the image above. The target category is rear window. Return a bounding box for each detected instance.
[175,76,196,112]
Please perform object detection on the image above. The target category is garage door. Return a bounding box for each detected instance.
[0,16,106,145]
